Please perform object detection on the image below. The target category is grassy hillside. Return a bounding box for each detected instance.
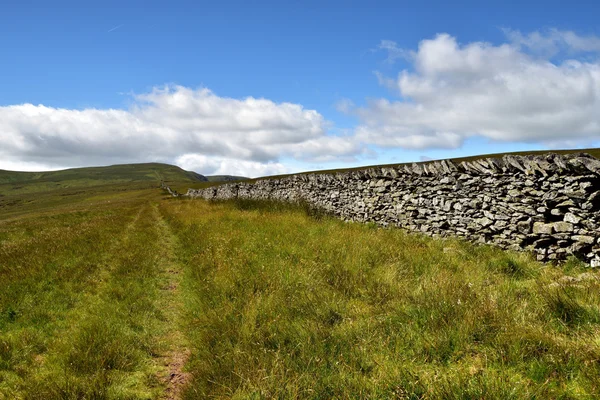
[1,176,600,398]
[0,162,207,186]
[0,163,207,197]
[205,175,248,182]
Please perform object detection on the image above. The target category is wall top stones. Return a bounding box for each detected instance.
[305,153,600,180]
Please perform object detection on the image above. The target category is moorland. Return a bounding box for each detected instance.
[1,157,600,399]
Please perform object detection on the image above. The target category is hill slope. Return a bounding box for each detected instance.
[0,162,207,185]
[205,175,248,182]
[0,163,207,196]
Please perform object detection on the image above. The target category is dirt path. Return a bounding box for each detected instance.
[151,203,192,399]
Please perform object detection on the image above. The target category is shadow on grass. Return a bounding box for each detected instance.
[226,198,332,221]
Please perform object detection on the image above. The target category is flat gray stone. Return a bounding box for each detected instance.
[476,217,494,227]
[573,235,595,245]
[553,221,574,233]
[533,222,554,235]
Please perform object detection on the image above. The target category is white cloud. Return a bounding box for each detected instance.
[0,86,362,175]
[504,28,600,56]
[351,31,600,149]
[176,154,287,178]
[375,40,412,63]
[335,98,355,113]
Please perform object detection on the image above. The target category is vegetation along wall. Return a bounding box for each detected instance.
[186,153,600,267]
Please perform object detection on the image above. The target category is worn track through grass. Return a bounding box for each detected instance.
[152,204,191,399]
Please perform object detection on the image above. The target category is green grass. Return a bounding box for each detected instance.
[1,152,600,398]
[0,162,207,197]
[163,198,600,399]
[0,189,176,398]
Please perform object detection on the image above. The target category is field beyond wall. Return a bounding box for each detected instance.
[1,182,600,399]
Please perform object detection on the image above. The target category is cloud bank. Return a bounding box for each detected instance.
[0,86,360,176]
[355,30,600,150]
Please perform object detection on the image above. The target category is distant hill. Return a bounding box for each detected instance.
[0,163,208,196]
[206,175,248,182]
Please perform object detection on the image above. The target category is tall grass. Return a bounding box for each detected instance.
[164,199,600,399]
[0,199,141,396]
[0,190,179,398]
[2,188,600,398]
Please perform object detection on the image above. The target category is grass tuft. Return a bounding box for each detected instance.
[543,286,600,326]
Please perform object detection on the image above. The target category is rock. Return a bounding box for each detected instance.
[573,235,595,245]
[483,210,495,220]
[508,189,521,197]
[564,189,587,200]
[533,222,554,235]
[564,212,582,224]
[517,220,532,234]
[556,199,577,208]
[476,217,494,228]
[553,221,574,233]
[577,156,600,174]
[493,220,509,230]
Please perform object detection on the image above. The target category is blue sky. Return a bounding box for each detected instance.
[2,0,600,176]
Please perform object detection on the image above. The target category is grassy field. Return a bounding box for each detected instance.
[1,173,600,399]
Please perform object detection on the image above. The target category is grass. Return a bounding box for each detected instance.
[163,198,600,399]
[0,189,174,398]
[1,153,600,398]
[0,162,207,197]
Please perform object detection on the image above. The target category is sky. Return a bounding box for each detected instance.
[1,0,600,177]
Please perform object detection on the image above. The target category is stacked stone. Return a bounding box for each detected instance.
[186,153,600,267]
[160,181,179,197]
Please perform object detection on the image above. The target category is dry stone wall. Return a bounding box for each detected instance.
[186,153,600,267]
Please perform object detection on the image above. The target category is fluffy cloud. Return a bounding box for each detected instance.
[352,31,600,150]
[0,86,361,176]
[176,154,288,177]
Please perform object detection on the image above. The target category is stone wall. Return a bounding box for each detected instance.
[186,153,600,267]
